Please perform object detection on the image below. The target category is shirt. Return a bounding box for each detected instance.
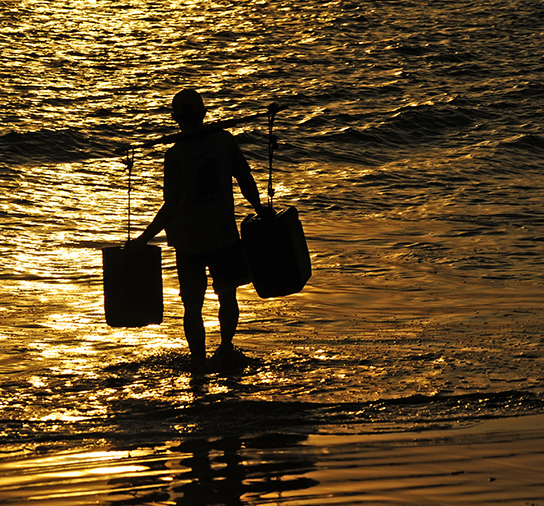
[163,129,251,254]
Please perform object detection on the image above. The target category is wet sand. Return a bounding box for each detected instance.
[1,415,543,505]
[303,415,544,506]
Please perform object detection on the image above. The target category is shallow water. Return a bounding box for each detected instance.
[1,417,544,505]
[1,0,544,502]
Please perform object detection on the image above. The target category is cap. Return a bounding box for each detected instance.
[172,89,205,116]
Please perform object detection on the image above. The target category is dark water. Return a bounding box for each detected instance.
[1,0,544,502]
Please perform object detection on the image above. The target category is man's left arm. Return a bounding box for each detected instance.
[236,169,265,214]
[126,200,178,247]
[231,136,273,218]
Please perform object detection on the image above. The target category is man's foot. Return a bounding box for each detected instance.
[208,343,248,372]
[190,356,207,375]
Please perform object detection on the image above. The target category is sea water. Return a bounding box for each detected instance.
[1,0,543,503]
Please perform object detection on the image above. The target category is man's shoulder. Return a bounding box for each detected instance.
[164,144,180,164]
[169,129,234,149]
[215,128,235,140]
[200,128,236,146]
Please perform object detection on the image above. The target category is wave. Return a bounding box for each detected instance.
[0,128,128,166]
[292,102,477,165]
[6,389,540,447]
[74,353,544,438]
[4,381,540,450]
[377,103,476,141]
[176,390,544,435]
[497,133,544,153]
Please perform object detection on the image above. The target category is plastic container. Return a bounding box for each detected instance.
[241,207,311,298]
[102,245,163,327]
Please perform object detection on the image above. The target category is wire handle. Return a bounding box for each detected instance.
[267,103,285,209]
[118,103,287,231]
[124,149,135,242]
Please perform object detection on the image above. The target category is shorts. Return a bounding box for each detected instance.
[175,240,250,306]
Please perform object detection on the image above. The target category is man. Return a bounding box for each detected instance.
[128,90,269,371]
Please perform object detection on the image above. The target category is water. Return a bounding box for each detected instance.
[1,0,544,502]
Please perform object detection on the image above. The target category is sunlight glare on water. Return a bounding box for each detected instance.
[1,0,544,502]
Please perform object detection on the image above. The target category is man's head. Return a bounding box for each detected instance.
[172,89,206,130]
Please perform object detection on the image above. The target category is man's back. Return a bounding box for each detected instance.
[163,129,251,254]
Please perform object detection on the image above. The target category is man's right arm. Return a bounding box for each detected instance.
[236,169,264,213]
[126,200,178,247]
[127,150,180,247]
[230,134,274,218]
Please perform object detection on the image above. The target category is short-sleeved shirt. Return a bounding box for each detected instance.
[163,129,251,254]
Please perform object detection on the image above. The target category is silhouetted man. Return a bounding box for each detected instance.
[128,90,269,371]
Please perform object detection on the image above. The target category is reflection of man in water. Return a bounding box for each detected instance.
[128,90,269,371]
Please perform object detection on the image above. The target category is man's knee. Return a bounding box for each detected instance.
[181,288,206,311]
[182,299,204,312]
[218,289,237,307]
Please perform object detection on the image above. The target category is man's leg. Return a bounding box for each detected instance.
[176,251,207,369]
[213,289,247,369]
[208,241,249,369]
[218,289,239,347]
[184,302,206,366]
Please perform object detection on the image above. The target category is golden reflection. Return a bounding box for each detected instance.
[29,376,47,389]
[89,465,148,475]
[0,437,321,503]
[208,384,229,395]
[2,2,542,488]
[40,412,89,422]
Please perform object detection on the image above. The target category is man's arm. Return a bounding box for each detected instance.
[229,131,274,218]
[236,170,261,209]
[126,200,178,247]
[236,170,273,217]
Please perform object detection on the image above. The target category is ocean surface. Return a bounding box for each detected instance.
[1,0,544,503]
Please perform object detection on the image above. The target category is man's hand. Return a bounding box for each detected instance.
[255,204,276,220]
[125,235,148,249]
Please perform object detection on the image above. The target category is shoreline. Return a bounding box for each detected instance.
[301,414,544,505]
[0,414,543,505]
